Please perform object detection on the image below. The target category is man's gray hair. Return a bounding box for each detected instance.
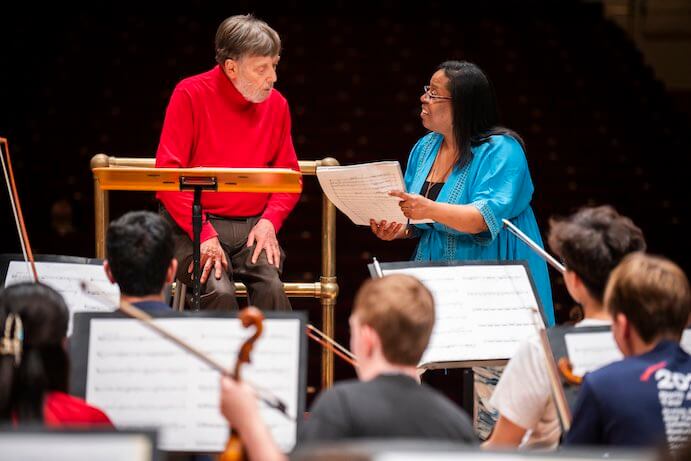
[215,14,281,64]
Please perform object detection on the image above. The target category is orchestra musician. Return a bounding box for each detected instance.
[485,205,646,449]
[218,274,477,461]
[565,252,691,449]
[104,210,177,314]
[155,14,300,312]
[0,283,113,427]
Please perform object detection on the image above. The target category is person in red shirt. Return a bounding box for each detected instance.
[0,282,113,427]
[156,14,300,311]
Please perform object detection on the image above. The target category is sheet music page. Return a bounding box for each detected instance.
[564,332,623,376]
[85,318,301,452]
[375,451,646,461]
[0,433,153,461]
[316,161,432,225]
[4,261,118,335]
[383,265,540,365]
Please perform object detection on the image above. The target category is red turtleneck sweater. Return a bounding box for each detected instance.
[155,66,300,242]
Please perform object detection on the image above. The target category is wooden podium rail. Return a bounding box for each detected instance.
[90,154,340,389]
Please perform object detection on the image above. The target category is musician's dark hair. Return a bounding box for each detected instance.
[106,211,174,297]
[438,60,525,169]
[548,205,646,302]
[0,283,69,423]
[606,253,690,343]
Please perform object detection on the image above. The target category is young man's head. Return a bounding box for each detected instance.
[104,211,176,299]
[548,205,646,310]
[349,274,435,380]
[215,14,281,103]
[606,252,691,356]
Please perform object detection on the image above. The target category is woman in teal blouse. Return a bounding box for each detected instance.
[371,60,554,325]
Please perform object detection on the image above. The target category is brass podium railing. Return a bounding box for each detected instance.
[90,154,339,388]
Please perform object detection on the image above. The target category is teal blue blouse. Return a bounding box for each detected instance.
[404,132,555,325]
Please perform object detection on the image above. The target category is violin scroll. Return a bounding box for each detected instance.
[220,306,264,461]
[233,306,264,379]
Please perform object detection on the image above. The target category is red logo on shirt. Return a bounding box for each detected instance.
[640,360,668,381]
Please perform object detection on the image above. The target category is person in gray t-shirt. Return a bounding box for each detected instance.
[219,274,477,461]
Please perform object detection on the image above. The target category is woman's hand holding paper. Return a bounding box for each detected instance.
[390,190,436,221]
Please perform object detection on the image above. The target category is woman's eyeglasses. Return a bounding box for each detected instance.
[423,85,452,101]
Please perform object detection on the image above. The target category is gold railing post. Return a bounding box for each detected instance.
[91,154,110,258]
[320,157,339,389]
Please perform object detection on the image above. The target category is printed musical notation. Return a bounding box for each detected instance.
[316,161,433,225]
[85,318,301,452]
[564,332,624,376]
[383,264,540,366]
[4,261,119,335]
[564,330,691,377]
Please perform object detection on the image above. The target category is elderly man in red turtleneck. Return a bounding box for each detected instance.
[155,14,300,311]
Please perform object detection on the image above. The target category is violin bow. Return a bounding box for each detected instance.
[80,283,291,419]
[502,218,565,274]
[0,137,38,281]
[306,323,358,368]
[531,308,573,432]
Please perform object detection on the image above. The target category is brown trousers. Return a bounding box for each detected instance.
[162,209,291,311]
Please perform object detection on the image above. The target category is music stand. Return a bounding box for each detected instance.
[92,166,302,310]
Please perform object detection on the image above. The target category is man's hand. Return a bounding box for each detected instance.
[187,236,228,284]
[390,190,436,221]
[247,218,280,268]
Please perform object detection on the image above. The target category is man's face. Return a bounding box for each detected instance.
[227,54,279,103]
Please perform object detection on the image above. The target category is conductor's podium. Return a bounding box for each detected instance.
[90,154,339,388]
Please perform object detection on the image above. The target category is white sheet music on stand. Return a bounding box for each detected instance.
[316,161,432,225]
[382,264,540,367]
[85,317,301,452]
[4,261,118,334]
[564,332,623,376]
[0,432,155,461]
[564,329,691,377]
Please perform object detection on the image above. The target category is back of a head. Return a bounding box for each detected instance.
[548,205,646,302]
[106,210,174,297]
[215,14,281,64]
[606,253,691,343]
[0,283,69,422]
[353,274,435,366]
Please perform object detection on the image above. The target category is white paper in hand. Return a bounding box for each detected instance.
[316,161,432,225]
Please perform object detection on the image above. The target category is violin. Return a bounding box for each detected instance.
[558,357,583,385]
[219,306,265,461]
